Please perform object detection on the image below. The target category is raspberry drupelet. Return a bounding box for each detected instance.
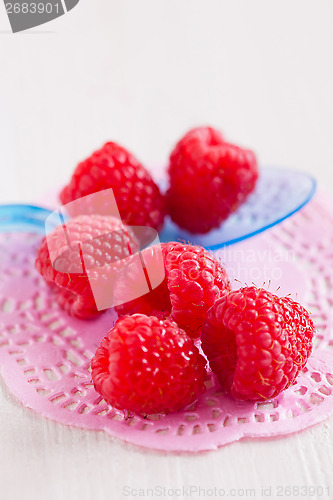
[115,241,230,338]
[167,126,259,233]
[91,314,207,414]
[35,214,138,319]
[201,287,315,401]
[60,141,165,232]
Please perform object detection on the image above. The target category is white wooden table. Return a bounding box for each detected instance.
[1,1,333,498]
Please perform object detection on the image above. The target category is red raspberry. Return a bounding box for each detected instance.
[201,287,315,401]
[115,242,230,338]
[91,314,207,414]
[167,127,259,233]
[60,142,165,232]
[35,214,138,319]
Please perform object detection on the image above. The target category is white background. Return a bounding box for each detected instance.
[0,1,333,499]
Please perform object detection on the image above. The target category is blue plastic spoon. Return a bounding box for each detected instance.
[0,167,316,249]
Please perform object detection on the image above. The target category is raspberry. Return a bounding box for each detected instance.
[167,127,259,233]
[91,314,207,414]
[201,287,315,401]
[35,214,138,319]
[115,242,230,338]
[60,141,165,232]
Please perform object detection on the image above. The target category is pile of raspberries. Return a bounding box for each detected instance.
[35,126,315,414]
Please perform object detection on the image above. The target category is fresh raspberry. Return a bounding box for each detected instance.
[91,314,207,414]
[35,214,138,319]
[167,127,259,233]
[60,142,165,232]
[115,242,230,338]
[201,287,315,401]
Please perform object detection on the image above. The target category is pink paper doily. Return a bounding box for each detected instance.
[1,193,333,452]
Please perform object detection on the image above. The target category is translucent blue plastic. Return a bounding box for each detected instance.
[159,167,316,250]
[0,204,54,234]
[0,167,316,249]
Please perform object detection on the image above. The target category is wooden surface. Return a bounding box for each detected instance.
[1,1,333,498]
[2,379,333,499]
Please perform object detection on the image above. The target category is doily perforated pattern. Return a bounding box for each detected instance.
[1,193,333,452]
